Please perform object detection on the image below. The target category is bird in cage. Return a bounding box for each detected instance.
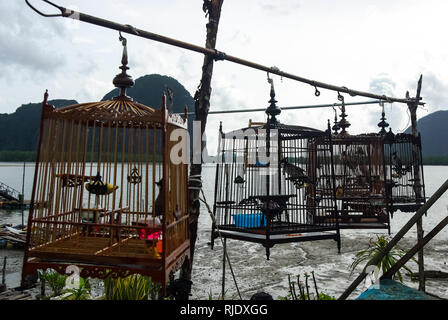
[154,179,165,218]
[85,173,118,195]
[340,150,357,172]
[280,158,311,188]
[391,152,412,179]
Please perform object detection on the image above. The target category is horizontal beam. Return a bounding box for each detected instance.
[179,100,385,115]
[26,1,424,106]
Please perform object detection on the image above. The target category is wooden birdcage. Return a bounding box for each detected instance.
[326,133,391,230]
[211,82,341,260]
[21,40,190,294]
[316,103,425,231]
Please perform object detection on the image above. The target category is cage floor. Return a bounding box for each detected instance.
[218,221,337,235]
[29,234,161,261]
[216,228,338,244]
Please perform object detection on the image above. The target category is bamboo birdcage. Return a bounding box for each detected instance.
[211,81,341,260]
[21,39,190,294]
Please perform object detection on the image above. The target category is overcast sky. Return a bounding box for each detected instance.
[1,0,448,152]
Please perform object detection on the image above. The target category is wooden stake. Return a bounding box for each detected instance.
[407,75,425,292]
[181,0,225,282]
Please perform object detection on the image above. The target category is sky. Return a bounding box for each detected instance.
[1,0,448,153]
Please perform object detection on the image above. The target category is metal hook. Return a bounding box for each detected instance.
[314,86,321,97]
[337,91,344,102]
[25,0,65,17]
[267,72,273,84]
[119,31,127,47]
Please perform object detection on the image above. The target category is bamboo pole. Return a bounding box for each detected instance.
[338,177,448,300]
[25,1,424,106]
[382,215,448,280]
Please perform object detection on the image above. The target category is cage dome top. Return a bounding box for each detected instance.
[42,33,179,127]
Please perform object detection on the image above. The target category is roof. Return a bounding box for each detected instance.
[44,95,166,127]
[222,122,327,139]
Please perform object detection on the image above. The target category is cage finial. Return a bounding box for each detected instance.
[112,32,134,100]
[265,75,281,124]
[337,96,350,135]
[378,102,389,134]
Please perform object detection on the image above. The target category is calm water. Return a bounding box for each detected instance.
[1,163,448,298]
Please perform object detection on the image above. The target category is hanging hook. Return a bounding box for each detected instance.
[337,91,344,102]
[267,72,273,84]
[25,0,66,17]
[314,86,320,97]
[119,31,127,47]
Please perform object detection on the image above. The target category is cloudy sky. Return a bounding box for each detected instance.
[1,0,448,152]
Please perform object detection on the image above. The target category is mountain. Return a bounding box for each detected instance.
[405,110,448,158]
[102,74,195,116]
[0,74,194,154]
[0,99,77,151]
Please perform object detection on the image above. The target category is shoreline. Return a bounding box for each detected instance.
[2,233,447,300]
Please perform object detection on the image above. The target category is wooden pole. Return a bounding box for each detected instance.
[222,237,226,298]
[382,215,448,280]
[22,162,26,226]
[1,256,6,292]
[180,0,224,282]
[407,75,425,292]
[338,177,448,300]
[25,1,424,106]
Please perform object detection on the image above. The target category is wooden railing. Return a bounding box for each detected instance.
[339,178,448,299]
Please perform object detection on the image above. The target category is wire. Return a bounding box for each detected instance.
[25,0,65,17]
[399,107,411,133]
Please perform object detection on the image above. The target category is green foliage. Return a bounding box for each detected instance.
[0,151,36,161]
[422,156,448,165]
[350,235,416,283]
[103,274,161,300]
[62,277,92,300]
[278,271,336,300]
[40,269,68,297]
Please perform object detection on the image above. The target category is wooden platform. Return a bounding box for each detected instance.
[215,228,339,245]
[0,289,33,300]
[29,234,163,267]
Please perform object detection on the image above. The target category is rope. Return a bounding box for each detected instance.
[198,188,242,300]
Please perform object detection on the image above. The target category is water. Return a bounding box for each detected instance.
[1,163,448,299]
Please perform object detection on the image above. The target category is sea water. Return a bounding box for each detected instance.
[1,163,447,299]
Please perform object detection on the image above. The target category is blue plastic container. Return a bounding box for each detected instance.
[233,213,266,228]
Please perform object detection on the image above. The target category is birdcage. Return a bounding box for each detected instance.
[327,133,391,230]
[211,82,341,260]
[384,130,426,215]
[318,102,425,231]
[21,39,190,294]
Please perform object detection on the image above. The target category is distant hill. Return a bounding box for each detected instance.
[0,74,194,156]
[405,110,448,158]
[103,74,194,143]
[0,99,77,151]
[102,74,194,115]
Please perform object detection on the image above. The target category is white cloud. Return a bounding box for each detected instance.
[1,0,447,145]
